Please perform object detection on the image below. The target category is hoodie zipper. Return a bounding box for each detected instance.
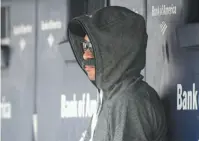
[90,90,103,141]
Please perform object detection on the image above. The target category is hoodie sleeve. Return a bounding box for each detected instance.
[109,94,167,141]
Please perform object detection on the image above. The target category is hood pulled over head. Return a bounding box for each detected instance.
[65,6,148,91]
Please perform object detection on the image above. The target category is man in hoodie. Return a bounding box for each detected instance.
[60,6,167,141]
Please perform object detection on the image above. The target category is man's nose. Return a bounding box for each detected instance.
[83,49,94,60]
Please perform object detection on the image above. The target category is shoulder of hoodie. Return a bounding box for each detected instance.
[110,82,161,112]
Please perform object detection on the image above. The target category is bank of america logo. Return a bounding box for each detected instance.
[177,83,198,111]
[19,38,26,52]
[47,33,54,48]
[160,21,167,35]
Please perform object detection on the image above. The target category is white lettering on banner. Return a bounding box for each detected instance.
[41,20,62,31]
[13,24,32,36]
[61,93,97,118]
[152,4,177,17]
[177,83,199,110]
[0,96,12,119]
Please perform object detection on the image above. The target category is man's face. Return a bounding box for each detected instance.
[83,35,95,81]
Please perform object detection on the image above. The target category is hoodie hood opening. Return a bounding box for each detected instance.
[67,20,99,88]
[67,6,148,92]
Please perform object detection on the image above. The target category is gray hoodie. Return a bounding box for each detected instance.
[63,6,168,141]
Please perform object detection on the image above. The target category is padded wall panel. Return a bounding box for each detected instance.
[1,1,36,141]
[36,1,98,141]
